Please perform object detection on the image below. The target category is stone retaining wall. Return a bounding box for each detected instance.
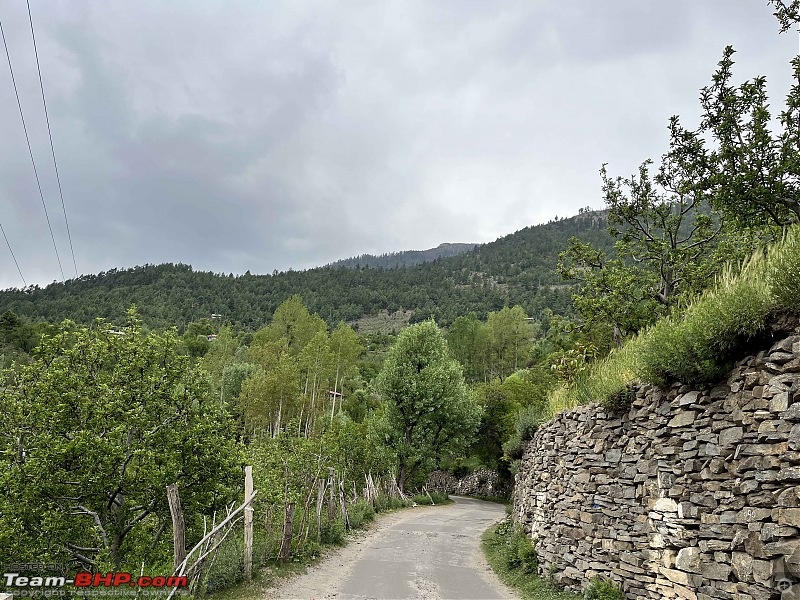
[427,468,512,498]
[513,334,800,599]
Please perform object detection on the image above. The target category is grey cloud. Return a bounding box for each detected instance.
[0,1,795,289]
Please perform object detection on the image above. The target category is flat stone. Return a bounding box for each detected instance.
[675,547,701,573]
[668,411,697,428]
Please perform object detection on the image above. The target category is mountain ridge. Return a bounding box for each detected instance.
[0,210,611,329]
[326,242,478,269]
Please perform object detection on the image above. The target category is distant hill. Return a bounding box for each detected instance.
[328,243,478,269]
[0,210,612,330]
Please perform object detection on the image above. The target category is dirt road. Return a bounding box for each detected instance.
[266,496,516,600]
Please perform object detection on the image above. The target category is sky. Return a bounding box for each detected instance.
[0,1,797,289]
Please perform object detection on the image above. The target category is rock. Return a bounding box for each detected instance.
[669,411,697,428]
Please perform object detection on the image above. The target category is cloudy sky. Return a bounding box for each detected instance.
[0,1,796,289]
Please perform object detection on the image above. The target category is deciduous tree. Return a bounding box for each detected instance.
[374,321,481,491]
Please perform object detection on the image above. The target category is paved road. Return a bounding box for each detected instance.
[268,496,515,600]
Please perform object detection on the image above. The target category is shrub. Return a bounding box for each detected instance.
[374,494,410,513]
[503,524,538,575]
[412,491,450,505]
[450,462,469,479]
[319,517,346,546]
[503,405,545,459]
[347,500,375,530]
[584,577,625,600]
[770,225,800,311]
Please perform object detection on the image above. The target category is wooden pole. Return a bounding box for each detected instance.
[327,467,336,522]
[279,502,296,561]
[316,479,325,539]
[244,466,253,581]
[166,484,186,571]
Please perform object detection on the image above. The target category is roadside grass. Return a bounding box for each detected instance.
[209,560,310,600]
[482,522,582,600]
[412,491,452,505]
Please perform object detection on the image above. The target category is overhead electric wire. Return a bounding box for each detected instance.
[0,18,65,282]
[26,0,78,279]
[1,223,27,287]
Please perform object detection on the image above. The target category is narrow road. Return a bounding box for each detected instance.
[266,496,516,600]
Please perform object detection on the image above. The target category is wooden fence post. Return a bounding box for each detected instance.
[327,467,336,521]
[279,502,296,561]
[244,466,253,581]
[166,483,185,570]
[316,479,325,538]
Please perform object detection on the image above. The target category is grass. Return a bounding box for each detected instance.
[209,559,311,600]
[539,223,800,419]
[412,491,452,505]
[482,522,582,600]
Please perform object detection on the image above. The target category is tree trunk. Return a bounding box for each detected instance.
[167,483,186,571]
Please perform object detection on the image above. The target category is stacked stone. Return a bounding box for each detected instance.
[454,468,512,497]
[425,468,512,498]
[426,470,458,494]
[513,334,800,600]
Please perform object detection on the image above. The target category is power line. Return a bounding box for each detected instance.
[0,19,65,282]
[26,0,78,279]
[1,223,27,287]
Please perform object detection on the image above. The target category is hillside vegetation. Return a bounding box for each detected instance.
[0,211,611,330]
[326,242,477,269]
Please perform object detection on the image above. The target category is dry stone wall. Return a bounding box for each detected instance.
[427,468,512,498]
[513,334,800,600]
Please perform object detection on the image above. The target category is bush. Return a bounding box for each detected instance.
[374,494,410,513]
[347,500,375,530]
[412,491,450,505]
[495,521,538,575]
[584,577,625,600]
[450,462,469,479]
[503,405,545,459]
[319,517,346,546]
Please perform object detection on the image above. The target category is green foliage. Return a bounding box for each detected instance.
[373,494,411,513]
[584,577,625,600]
[698,47,800,229]
[545,223,800,415]
[769,226,800,312]
[503,404,546,460]
[505,526,538,575]
[375,321,482,490]
[446,312,484,380]
[482,522,581,600]
[346,500,375,530]
[411,492,450,505]
[319,517,347,546]
[447,307,536,382]
[329,243,477,269]
[770,0,800,32]
[638,249,772,385]
[0,309,242,569]
[0,214,611,330]
[560,132,762,342]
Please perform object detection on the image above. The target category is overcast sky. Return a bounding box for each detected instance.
[0,1,797,289]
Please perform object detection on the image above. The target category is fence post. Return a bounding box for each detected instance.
[166,483,185,570]
[316,479,325,539]
[327,467,336,521]
[279,502,296,561]
[244,465,253,581]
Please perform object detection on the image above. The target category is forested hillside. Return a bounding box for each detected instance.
[0,210,610,330]
[327,242,477,269]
